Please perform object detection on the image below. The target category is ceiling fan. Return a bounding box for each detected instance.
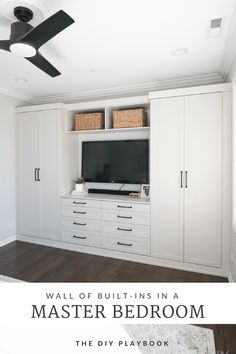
[0,6,74,77]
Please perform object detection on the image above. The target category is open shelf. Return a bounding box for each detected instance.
[66,126,150,134]
[65,95,150,134]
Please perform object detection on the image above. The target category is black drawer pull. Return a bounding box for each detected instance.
[73,222,86,226]
[73,211,86,214]
[117,242,132,247]
[73,235,86,240]
[73,201,86,205]
[117,215,132,219]
[117,227,132,232]
[117,205,132,209]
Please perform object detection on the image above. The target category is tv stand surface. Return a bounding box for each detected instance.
[88,188,137,196]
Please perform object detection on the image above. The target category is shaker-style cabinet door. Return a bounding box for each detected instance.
[184,93,222,267]
[17,112,39,237]
[38,110,59,240]
[150,97,184,261]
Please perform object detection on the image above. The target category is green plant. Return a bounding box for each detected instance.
[74,177,85,184]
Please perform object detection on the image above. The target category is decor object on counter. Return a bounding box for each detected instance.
[73,177,85,193]
[74,112,104,131]
[113,108,146,128]
[128,193,140,199]
[141,184,150,198]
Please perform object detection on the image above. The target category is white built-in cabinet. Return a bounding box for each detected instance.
[150,90,229,268]
[15,84,232,277]
[17,108,77,241]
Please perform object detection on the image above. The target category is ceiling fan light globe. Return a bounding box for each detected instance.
[10,43,36,58]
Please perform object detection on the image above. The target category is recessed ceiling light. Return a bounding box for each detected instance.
[172,48,188,56]
[15,78,28,83]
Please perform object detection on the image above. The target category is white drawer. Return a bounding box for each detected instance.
[102,200,150,213]
[62,216,101,232]
[102,209,150,225]
[102,235,150,256]
[62,228,101,247]
[61,198,101,209]
[102,221,150,239]
[61,205,101,220]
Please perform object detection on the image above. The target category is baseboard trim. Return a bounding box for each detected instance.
[0,236,16,248]
[16,235,229,278]
[228,272,235,283]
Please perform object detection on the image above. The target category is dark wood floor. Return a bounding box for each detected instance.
[197,325,236,353]
[0,241,227,282]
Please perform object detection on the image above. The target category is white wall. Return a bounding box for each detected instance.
[231,82,236,282]
[0,93,23,244]
[229,54,236,281]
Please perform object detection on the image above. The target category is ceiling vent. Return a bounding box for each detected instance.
[211,18,222,29]
[207,17,224,37]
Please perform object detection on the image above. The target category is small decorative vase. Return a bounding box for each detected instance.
[75,183,84,193]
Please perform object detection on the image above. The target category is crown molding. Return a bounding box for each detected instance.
[31,72,225,104]
[0,72,225,105]
[220,2,236,81]
[0,84,35,103]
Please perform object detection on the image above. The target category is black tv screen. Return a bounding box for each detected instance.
[82,140,149,184]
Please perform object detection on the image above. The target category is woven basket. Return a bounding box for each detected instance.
[113,108,146,129]
[74,112,104,131]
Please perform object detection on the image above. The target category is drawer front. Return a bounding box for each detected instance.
[61,205,101,220]
[102,221,150,239]
[62,228,101,247]
[61,198,101,209]
[102,209,150,225]
[102,235,150,256]
[62,217,101,232]
[102,201,150,213]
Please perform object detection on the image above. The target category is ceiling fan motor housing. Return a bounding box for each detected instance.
[10,21,33,42]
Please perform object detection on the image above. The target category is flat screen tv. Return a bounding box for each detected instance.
[82,140,149,184]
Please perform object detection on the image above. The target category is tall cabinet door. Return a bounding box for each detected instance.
[17,112,39,237]
[150,97,184,261]
[184,93,222,267]
[38,110,59,240]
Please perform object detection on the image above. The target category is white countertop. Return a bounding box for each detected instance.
[60,192,150,204]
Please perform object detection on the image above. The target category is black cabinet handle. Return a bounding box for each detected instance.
[73,201,86,205]
[37,168,40,182]
[180,171,183,188]
[117,215,132,219]
[73,211,86,214]
[117,205,132,209]
[185,171,188,188]
[117,227,132,232]
[73,222,86,226]
[117,242,132,247]
[73,235,86,240]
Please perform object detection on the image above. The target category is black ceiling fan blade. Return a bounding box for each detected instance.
[19,10,74,49]
[26,52,61,77]
[0,40,11,51]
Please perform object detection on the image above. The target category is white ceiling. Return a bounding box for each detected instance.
[0,0,236,103]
